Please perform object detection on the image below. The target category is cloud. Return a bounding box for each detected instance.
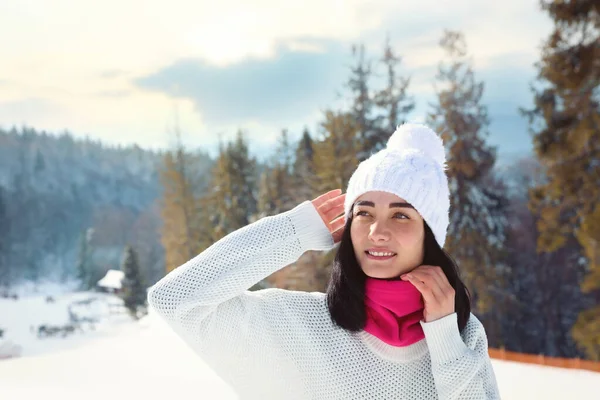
[134,39,351,126]
[0,0,551,159]
[132,35,540,160]
[99,70,129,79]
[95,90,132,98]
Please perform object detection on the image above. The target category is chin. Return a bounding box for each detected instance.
[362,267,402,280]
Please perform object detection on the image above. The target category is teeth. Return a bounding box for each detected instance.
[368,251,395,257]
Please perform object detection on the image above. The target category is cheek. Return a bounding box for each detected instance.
[392,224,424,246]
[350,221,366,238]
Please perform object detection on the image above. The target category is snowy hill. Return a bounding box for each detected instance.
[0,290,598,399]
[0,127,214,286]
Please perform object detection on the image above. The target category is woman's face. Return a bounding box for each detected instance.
[350,191,425,279]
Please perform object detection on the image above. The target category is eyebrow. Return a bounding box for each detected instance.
[354,200,415,209]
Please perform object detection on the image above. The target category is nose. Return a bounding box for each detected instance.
[368,220,391,242]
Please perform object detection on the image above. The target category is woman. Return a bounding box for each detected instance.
[148,123,501,399]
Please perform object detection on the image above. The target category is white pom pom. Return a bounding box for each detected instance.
[386,123,446,166]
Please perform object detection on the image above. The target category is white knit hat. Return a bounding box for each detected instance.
[343,123,450,248]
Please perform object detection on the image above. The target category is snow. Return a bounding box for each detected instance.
[0,291,598,399]
[97,269,125,290]
[0,315,237,400]
[9,280,80,297]
[0,289,130,358]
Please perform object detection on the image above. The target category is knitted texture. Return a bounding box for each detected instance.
[344,123,451,247]
[148,201,500,400]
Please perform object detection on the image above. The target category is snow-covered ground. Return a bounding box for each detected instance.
[0,287,132,358]
[0,288,598,399]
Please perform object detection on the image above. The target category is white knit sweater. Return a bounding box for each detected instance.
[148,201,501,399]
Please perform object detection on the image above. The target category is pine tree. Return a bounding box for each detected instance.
[273,129,295,211]
[291,127,318,202]
[196,194,218,252]
[209,131,258,237]
[257,168,277,217]
[374,34,415,142]
[345,44,381,161]
[427,30,508,316]
[274,129,294,176]
[522,0,600,360]
[34,149,45,175]
[208,131,266,290]
[208,140,232,240]
[263,128,322,291]
[299,110,360,291]
[159,126,204,273]
[76,228,94,290]
[313,110,360,193]
[0,187,10,289]
[121,244,147,319]
[257,130,296,218]
[229,130,258,226]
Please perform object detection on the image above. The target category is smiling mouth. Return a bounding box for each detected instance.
[365,251,397,260]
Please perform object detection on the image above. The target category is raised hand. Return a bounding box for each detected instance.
[401,265,455,323]
[311,189,346,243]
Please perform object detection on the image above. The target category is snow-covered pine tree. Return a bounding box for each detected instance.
[345,37,414,159]
[121,244,147,319]
[207,131,266,290]
[272,129,296,212]
[257,130,296,218]
[291,127,318,202]
[522,0,600,360]
[260,129,320,291]
[229,130,259,224]
[373,35,415,140]
[209,130,258,239]
[345,44,380,161]
[427,30,509,317]
[0,187,10,288]
[76,228,95,290]
[303,110,361,291]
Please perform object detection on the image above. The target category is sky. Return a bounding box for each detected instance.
[0,0,553,160]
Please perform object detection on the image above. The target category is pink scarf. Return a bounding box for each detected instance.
[363,277,425,347]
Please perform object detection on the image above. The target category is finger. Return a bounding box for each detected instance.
[419,266,453,299]
[402,271,441,303]
[329,215,345,233]
[421,270,446,302]
[410,265,445,287]
[402,274,434,302]
[322,192,345,210]
[322,195,346,220]
[312,189,342,208]
[429,266,453,293]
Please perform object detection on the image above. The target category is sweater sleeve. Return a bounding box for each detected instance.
[420,313,501,400]
[147,200,334,359]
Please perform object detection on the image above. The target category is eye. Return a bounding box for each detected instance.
[394,212,409,220]
[354,210,370,217]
